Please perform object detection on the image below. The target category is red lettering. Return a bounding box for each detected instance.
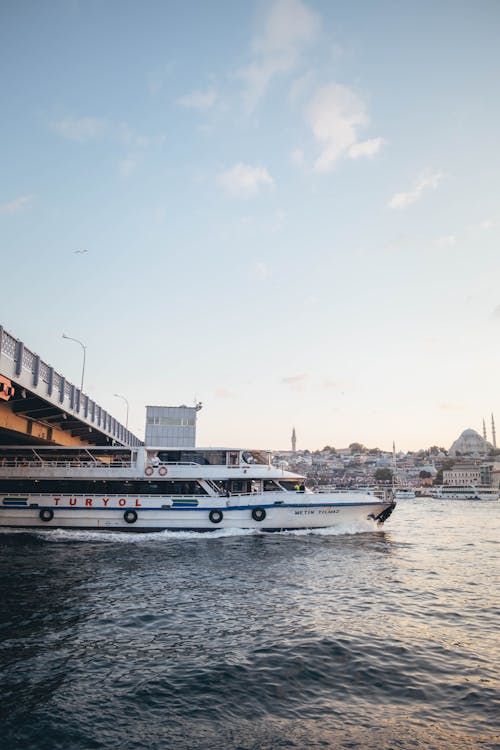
[69,497,77,506]
[85,498,93,507]
[118,498,126,507]
[102,498,109,507]
[135,499,142,507]
[54,497,60,506]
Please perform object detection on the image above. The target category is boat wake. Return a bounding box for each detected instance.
[0,521,378,544]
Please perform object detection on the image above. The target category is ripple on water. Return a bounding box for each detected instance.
[1,499,499,750]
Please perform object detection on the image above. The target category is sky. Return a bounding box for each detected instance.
[1,0,500,452]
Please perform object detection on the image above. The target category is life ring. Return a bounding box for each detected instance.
[124,510,138,524]
[158,466,168,476]
[145,466,154,476]
[39,508,54,522]
[251,507,266,522]
[209,509,223,524]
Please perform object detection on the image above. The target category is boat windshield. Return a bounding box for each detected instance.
[279,480,305,491]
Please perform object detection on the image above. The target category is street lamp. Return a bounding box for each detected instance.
[62,333,86,393]
[114,393,129,429]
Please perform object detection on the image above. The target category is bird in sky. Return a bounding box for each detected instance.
[73,249,88,255]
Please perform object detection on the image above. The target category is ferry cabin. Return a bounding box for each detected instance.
[0,446,301,506]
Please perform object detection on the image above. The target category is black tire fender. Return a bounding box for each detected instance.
[39,508,54,522]
[124,510,138,524]
[251,507,266,522]
[209,509,223,524]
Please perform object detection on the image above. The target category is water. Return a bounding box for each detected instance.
[1,500,499,750]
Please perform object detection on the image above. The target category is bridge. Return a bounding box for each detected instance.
[0,325,141,448]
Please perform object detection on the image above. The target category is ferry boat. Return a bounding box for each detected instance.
[431,485,499,501]
[0,445,396,532]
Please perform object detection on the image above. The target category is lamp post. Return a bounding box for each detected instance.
[62,333,86,393]
[114,393,129,429]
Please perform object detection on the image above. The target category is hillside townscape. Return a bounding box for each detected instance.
[273,426,500,491]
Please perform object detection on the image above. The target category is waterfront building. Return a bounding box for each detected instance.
[443,462,491,487]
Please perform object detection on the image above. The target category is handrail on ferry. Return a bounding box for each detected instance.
[0,459,133,469]
[147,461,211,468]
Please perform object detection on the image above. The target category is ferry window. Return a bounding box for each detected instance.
[180,452,209,465]
[158,451,181,463]
[203,451,226,465]
[279,481,300,491]
[242,451,267,465]
[231,481,249,493]
[264,480,282,491]
[179,451,226,465]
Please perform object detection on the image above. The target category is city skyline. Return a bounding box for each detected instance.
[2,1,500,452]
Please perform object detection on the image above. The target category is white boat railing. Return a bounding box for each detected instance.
[314,486,390,500]
[0,460,134,470]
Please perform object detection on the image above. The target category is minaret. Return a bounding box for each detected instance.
[492,414,497,449]
[483,418,487,440]
[291,427,296,453]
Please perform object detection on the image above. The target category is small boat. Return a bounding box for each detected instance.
[0,445,397,532]
[393,488,416,499]
[431,485,499,501]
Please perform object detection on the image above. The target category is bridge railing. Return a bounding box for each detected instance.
[0,325,141,447]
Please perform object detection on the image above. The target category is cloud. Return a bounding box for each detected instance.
[0,195,33,214]
[50,116,107,142]
[177,89,217,110]
[321,379,342,390]
[347,137,385,159]
[439,402,464,411]
[492,304,500,321]
[217,163,274,197]
[215,388,234,398]
[388,169,444,209]
[305,83,384,171]
[117,123,147,148]
[239,0,320,111]
[281,373,309,391]
[469,218,498,231]
[50,117,164,152]
[434,234,457,247]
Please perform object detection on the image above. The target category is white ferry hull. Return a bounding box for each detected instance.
[0,497,396,532]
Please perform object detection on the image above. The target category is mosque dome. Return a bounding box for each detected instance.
[449,428,491,456]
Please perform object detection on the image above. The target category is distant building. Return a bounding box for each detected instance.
[443,463,486,486]
[145,403,202,447]
[291,427,296,453]
[448,428,491,457]
[490,461,500,489]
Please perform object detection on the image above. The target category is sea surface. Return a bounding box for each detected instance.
[0,499,499,750]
